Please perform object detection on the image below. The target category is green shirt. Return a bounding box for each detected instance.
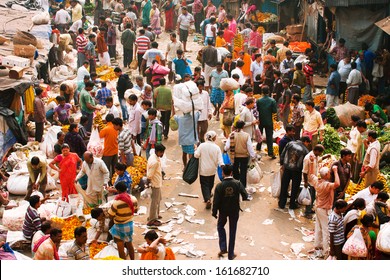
[256,96,277,127]
[80,89,95,114]
[372,104,388,123]
[154,86,172,111]
[121,29,136,50]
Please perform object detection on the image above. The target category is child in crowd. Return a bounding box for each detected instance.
[328,199,348,260]
[89,207,110,243]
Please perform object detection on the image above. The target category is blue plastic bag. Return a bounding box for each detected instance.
[217,152,231,181]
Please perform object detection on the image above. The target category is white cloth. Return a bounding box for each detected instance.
[166,41,183,62]
[55,9,71,25]
[205,23,218,38]
[109,105,120,118]
[76,158,110,196]
[239,106,254,139]
[250,61,263,82]
[366,140,381,169]
[314,208,330,253]
[194,141,224,176]
[127,102,142,136]
[343,209,360,229]
[198,90,213,121]
[346,69,362,88]
[142,48,166,68]
[99,52,111,66]
[69,19,83,33]
[76,65,90,82]
[337,60,352,82]
[234,93,247,115]
[178,13,194,30]
[346,126,360,153]
[350,188,377,205]
[231,68,245,86]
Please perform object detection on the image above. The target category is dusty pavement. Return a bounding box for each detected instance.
[120,31,317,260]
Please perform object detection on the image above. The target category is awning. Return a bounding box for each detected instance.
[375,16,390,35]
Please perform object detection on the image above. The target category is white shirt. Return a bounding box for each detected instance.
[127,102,142,136]
[231,68,245,86]
[303,109,324,134]
[346,126,360,153]
[346,69,362,88]
[69,19,83,33]
[198,90,213,121]
[142,48,166,68]
[205,23,218,37]
[166,41,183,62]
[178,13,194,30]
[194,141,224,176]
[239,106,255,138]
[147,153,162,188]
[337,60,352,82]
[234,92,247,115]
[77,66,90,82]
[76,158,110,196]
[55,9,71,25]
[109,105,120,118]
[250,60,263,82]
[350,187,377,205]
[126,11,137,21]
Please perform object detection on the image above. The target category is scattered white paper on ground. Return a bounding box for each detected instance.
[194,234,217,240]
[176,214,184,224]
[281,241,289,246]
[196,231,205,235]
[165,202,173,209]
[158,225,173,233]
[290,243,305,255]
[267,187,272,193]
[178,193,199,198]
[288,209,296,219]
[184,205,197,216]
[262,219,274,225]
[259,187,266,192]
[185,217,205,225]
[136,206,147,215]
[240,253,247,257]
[244,208,251,213]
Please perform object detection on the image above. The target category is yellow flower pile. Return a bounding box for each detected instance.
[95,256,123,260]
[83,207,92,215]
[89,242,108,259]
[346,173,389,197]
[233,33,243,49]
[96,65,117,81]
[133,156,147,176]
[313,94,326,106]
[358,95,375,107]
[265,144,279,156]
[93,112,106,131]
[127,166,143,186]
[257,26,265,35]
[62,125,70,133]
[51,216,91,240]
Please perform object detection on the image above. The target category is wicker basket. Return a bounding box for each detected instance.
[13,44,36,58]
[286,24,304,35]
[13,31,38,47]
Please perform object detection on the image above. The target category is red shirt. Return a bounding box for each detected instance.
[303,64,314,85]
[223,29,235,45]
[135,36,150,54]
[76,34,87,54]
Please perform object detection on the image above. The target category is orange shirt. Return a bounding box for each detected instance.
[263,54,276,65]
[99,122,118,156]
[215,36,226,48]
[97,33,108,54]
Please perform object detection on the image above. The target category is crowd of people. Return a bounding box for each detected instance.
[0,0,389,261]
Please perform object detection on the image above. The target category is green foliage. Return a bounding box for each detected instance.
[321,124,342,155]
[326,107,340,129]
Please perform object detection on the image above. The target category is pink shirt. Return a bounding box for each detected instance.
[228,19,237,34]
[310,175,336,210]
[205,5,216,19]
[249,31,262,48]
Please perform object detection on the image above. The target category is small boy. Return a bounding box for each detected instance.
[144,108,163,159]
[106,96,120,118]
[172,49,192,79]
[328,199,348,260]
[89,207,110,243]
[113,162,133,194]
[140,100,152,142]
[78,115,90,141]
[192,66,205,82]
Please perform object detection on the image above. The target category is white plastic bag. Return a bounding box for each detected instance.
[297,187,312,206]
[219,78,240,91]
[39,125,62,159]
[54,199,72,217]
[2,200,29,231]
[376,223,390,253]
[87,127,104,157]
[93,240,126,259]
[271,170,281,198]
[140,187,152,200]
[7,173,30,195]
[342,227,368,257]
[32,11,50,25]
[247,161,262,185]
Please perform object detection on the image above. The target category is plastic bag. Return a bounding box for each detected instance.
[140,187,152,200]
[342,227,368,257]
[169,116,178,131]
[255,128,263,143]
[218,153,231,181]
[129,59,138,70]
[297,187,312,206]
[54,199,72,218]
[93,240,126,259]
[182,157,199,185]
[2,200,29,231]
[87,127,103,157]
[376,223,390,253]
[271,170,281,198]
[247,160,262,185]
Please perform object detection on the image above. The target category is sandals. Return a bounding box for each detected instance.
[147,220,162,227]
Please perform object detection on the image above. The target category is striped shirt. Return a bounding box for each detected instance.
[22,206,42,240]
[118,128,133,154]
[95,87,112,106]
[67,241,90,260]
[135,35,150,54]
[108,195,138,224]
[328,211,345,245]
[76,34,87,54]
[303,64,314,85]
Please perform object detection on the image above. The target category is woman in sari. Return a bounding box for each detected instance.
[150,4,162,38]
[219,90,235,138]
[49,144,82,201]
[164,0,175,32]
[142,0,152,26]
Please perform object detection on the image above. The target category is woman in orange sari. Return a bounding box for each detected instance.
[138,230,175,260]
[219,90,235,138]
[49,144,82,201]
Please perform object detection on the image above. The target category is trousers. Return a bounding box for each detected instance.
[200,175,215,202]
[217,212,239,260]
[233,157,249,188]
[278,168,302,209]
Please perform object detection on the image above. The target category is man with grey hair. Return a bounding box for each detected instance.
[309,165,340,258]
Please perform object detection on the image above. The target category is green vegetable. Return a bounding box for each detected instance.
[321,124,342,155]
[326,108,340,129]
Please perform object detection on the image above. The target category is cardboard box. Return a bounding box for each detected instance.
[2,55,30,68]
[9,67,24,79]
